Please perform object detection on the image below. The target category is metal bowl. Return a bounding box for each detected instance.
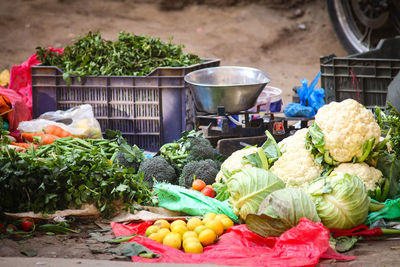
[184,66,270,114]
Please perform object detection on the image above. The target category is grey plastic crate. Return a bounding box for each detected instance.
[320,37,400,109]
[31,59,220,151]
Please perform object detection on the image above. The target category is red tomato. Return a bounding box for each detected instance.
[21,218,34,231]
[201,186,216,198]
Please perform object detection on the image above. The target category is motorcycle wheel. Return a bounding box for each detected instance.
[327,0,400,54]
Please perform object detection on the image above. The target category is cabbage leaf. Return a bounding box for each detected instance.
[227,167,285,220]
[246,188,320,237]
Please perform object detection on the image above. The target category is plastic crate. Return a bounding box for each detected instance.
[320,37,400,109]
[31,59,220,151]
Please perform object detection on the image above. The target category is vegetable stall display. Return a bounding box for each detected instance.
[1,97,400,264]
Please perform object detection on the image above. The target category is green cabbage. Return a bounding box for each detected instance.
[307,172,370,229]
[227,167,285,220]
[246,188,320,237]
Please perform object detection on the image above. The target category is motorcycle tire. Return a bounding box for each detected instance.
[327,0,400,54]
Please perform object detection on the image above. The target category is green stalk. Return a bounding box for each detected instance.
[37,224,79,234]
[381,229,400,235]
[74,138,94,149]
[381,178,390,201]
[170,154,188,160]
[369,201,386,212]
[375,187,382,201]
[257,147,269,170]
[108,234,137,243]
[356,137,375,163]
[36,145,53,157]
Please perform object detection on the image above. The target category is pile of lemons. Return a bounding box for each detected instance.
[145,213,234,253]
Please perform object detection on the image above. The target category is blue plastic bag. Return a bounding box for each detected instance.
[285,72,325,117]
[297,78,309,106]
[309,88,325,112]
[284,103,315,117]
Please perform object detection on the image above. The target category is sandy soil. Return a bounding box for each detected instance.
[0,0,347,105]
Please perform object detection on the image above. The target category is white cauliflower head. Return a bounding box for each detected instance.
[216,146,259,182]
[332,162,383,191]
[270,129,323,189]
[278,128,308,153]
[315,99,381,162]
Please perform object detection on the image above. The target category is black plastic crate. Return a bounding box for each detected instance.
[31,59,220,151]
[320,37,400,109]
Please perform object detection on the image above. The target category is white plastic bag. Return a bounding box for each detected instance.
[18,104,102,139]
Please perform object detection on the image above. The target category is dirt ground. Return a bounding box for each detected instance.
[1,0,399,266]
[0,0,347,105]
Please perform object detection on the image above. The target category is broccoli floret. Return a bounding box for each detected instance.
[116,151,141,171]
[138,156,177,187]
[186,136,214,161]
[179,159,219,188]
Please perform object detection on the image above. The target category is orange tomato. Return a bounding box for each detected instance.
[192,179,206,191]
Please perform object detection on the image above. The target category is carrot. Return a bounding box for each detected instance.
[11,142,38,149]
[21,132,44,143]
[44,125,72,138]
[39,134,59,145]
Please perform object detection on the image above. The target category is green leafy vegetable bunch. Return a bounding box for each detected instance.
[0,138,152,217]
[36,31,201,82]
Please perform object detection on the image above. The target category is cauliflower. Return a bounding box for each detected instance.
[278,128,308,153]
[332,162,383,191]
[216,146,258,182]
[270,129,323,189]
[314,99,381,162]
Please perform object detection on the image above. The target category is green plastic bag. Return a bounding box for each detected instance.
[366,198,400,225]
[154,183,238,221]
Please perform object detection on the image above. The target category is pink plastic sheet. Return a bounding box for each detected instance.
[8,48,63,114]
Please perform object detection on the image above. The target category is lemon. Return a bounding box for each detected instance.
[205,219,224,236]
[198,228,217,246]
[163,232,181,249]
[154,219,170,229]
[183,236,200,248]
[220,217,234,230]
[182,231,197,240]
[202,217,213,226]
[194,225,208,236]
[204,213,217,220]
[171,224,188,237]
[145,225,160,237]
[157,228,170,240]
[170,219,186,229]
[148,232,163,243]
[187,217,203,231]
[215,214,229,222]
[183,240,203,254]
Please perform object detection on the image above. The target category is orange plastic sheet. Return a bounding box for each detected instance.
[111,218,355,267]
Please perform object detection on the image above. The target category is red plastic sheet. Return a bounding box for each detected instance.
[330,225,383,238]
[8,48,63,114]
[0,87,32,132]
[111,218,355,266]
